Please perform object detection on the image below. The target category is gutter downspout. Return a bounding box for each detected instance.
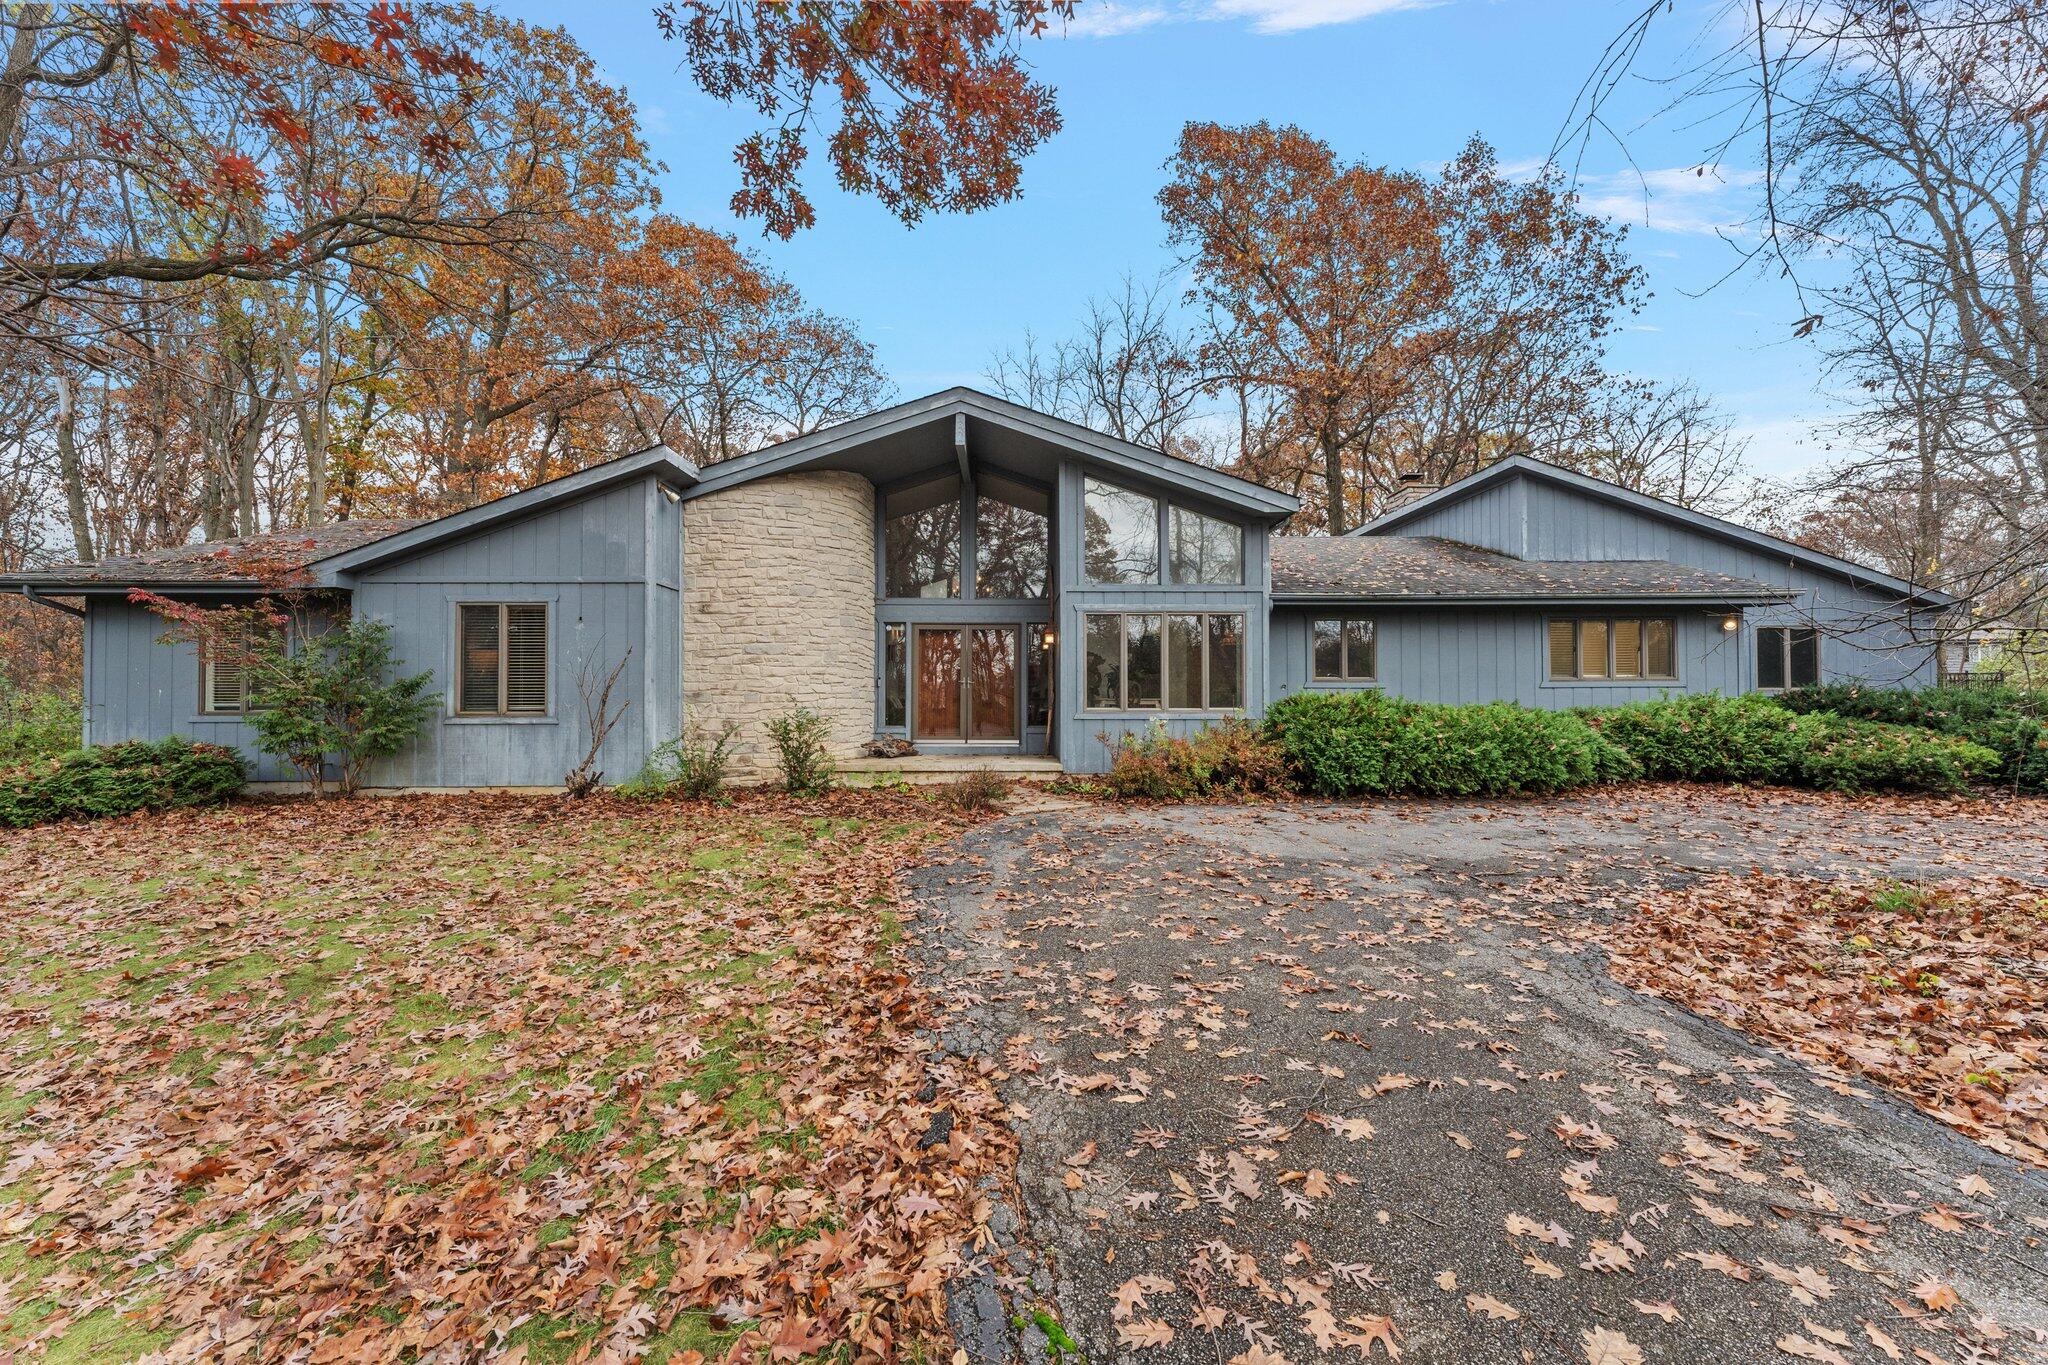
[18,586,86,619]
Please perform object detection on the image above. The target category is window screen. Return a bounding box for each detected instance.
[1788,628,1820,687]
[1757,626,1788,690]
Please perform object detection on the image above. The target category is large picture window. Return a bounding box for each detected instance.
[458,603,549,715]
[1311,618,1377,682]
[1082,477,1159,585]
[1756,626,1819,691]
[1169,507,1244,585]
[974,484,1049,599]
[884,475,962,598]
[1547,617,1676,681]
[1083,611,1244,711]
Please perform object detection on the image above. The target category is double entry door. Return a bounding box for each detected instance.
[913,625,1018,743]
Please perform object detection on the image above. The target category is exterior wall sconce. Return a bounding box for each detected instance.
[1041,627,1057,646]
[1721,614,1740,633]
[660,484,682,504]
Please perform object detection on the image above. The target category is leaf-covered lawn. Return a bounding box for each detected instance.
[1604,874,2048,1168]
[0,792,1010,1363]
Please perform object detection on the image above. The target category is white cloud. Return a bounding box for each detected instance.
[1570,164,1763,237]
[1204,0,1437,33]
[1063,3,1173,37]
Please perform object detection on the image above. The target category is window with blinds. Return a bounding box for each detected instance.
[200,623,279,715]
[202,643,248,714]
[457,603,548,715]
[1548,618,1677,682]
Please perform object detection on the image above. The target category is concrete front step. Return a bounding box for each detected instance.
[836,755,1065,787]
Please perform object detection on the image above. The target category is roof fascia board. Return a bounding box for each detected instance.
[315,447,697,580]
[1359,455,1957,607]
[1273,591,1797,607]
[688,388,1301,520]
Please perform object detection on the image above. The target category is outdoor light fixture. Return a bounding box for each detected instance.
[1042,628,1056,646]
[660,484,682,504]
[1721,614,1740,633]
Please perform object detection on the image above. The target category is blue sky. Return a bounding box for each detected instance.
[502,0,1836,480]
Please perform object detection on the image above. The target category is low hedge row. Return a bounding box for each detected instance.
[1105,691,2003,801]
[0,737,247,828]
[1262,691,1639,798]
[1580,693,1998,793]
[1777,684,2047,793]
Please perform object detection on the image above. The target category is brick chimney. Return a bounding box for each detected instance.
[1383,469,1440,512]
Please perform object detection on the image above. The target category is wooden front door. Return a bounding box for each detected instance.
[913,626,1019,743]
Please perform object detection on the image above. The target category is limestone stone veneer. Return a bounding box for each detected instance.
[683,470,877,778]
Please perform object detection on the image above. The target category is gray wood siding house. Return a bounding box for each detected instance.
[5,391,1956,786]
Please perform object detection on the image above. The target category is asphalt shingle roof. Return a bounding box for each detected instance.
[5,519,425,588]
[1271,535,1791,601]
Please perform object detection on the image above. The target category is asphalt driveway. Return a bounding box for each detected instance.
[907,786,2048,1364]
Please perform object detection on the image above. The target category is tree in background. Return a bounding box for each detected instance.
[1565,0,2047,662]
[1160,121,1456,534]
[656,0,1072,238]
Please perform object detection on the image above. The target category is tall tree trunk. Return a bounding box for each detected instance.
[1321,428,1347,535]
[301,271,334,526]
[53,374,94,562]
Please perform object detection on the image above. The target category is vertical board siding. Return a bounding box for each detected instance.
[352,475,674,787]
[82,598,335,782]
[79,474,682,789]
[1269,606,1745,708]
[1383,477,1941,688]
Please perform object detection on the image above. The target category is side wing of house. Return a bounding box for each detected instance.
[346,473,684,788]
[79,597,343,782]
[1366,468,1945,689]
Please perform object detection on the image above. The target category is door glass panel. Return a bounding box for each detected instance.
[1208,615,1244,709]
[1085,614,1122,709]
[914,628,963,740]
[1166,615,1203,709]
[970,628,1018,740]
[1126,615,1162,709]
[883,624,906,727]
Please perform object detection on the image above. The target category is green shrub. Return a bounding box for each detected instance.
[0,737,246,828]
[1102,718,1293,801]
[1579,693,1805,784]
[1263,691,1637,798]
[0,688,82,767]
[1779,683,2047,792]
[1786,712,2000,794]
[765,705,834,796]
[622,720,741,799]
[246,618,435,797]
[1582,692,2002,794]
